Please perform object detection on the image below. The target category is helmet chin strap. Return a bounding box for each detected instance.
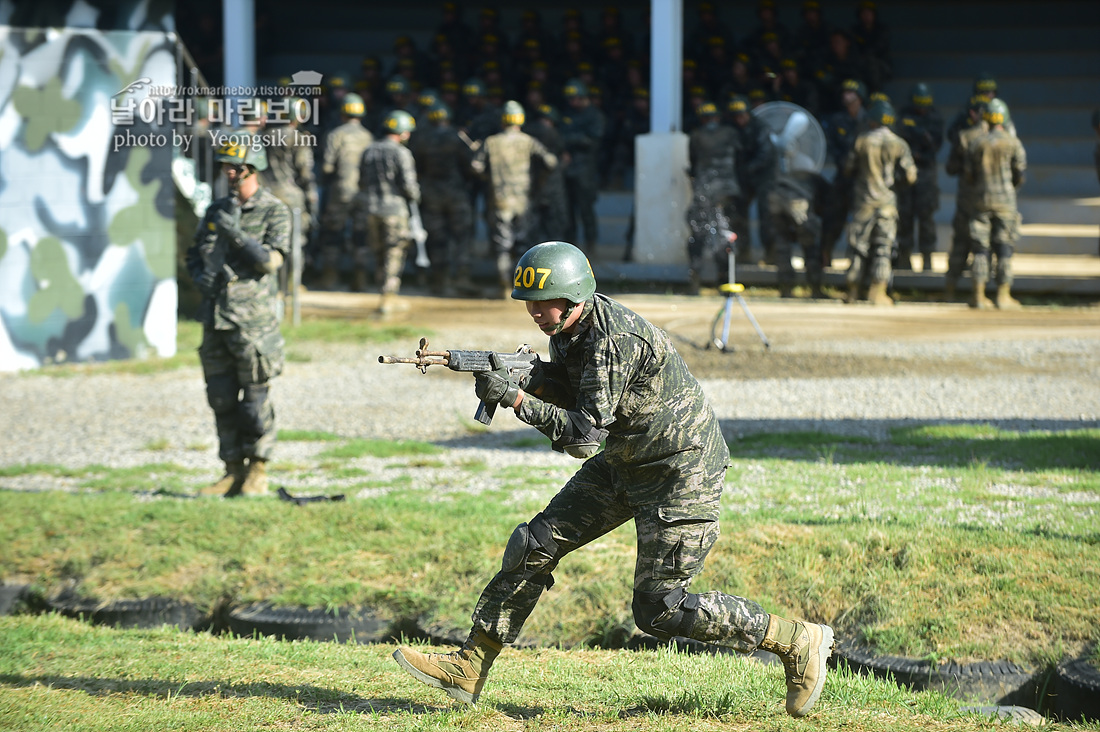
[549,302,578,336]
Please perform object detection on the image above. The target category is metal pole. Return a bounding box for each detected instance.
[650,0,683,134]
[222,0,255,128]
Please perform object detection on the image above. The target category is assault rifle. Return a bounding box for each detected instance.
[379,337,538,425]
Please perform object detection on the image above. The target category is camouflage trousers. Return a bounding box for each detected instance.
[565,174,599,249]
[421,188,474,276]
[767,187,823,288]
[947,203,977,281]
[846,201,898,286]
[199,324,284,463]
[362,213,412,295]
[821,174,853,261]
[896,167,940,262]
[472,453,769,651]
[318,189,358,269]
[969,206,1020,286]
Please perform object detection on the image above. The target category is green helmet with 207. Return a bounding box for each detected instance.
[213,129,268,171]
[511,241,596,303]
[383,109,416,134]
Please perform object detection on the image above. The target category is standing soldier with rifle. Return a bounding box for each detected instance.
[357,110,421,316]
[390,240,834,717]
[186,131,290,497]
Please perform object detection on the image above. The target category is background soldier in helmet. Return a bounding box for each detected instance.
[525,103,571,246]
[261,97,319,264]
[686,100,740,293]
[410,101,477,295]
[767,142,829,299]
[943,96,989,303]
[392,240,835,719]
[895,83,944,272]
[843,99,917,306]
[186,131,289,498]
[317,92,373,290]
[472,100,558,298]
[357,110,421,314]
[727,94,777,265]
[961,98,1027,310]
[820,78,868,266]
[560,79,606,254]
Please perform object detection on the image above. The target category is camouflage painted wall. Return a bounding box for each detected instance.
[0,22,178,370]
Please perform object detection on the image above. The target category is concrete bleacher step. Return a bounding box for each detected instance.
[934,165,1098,198]
[892,26,1099,54]
[881,1,1100,28]
[896,51,1100,80]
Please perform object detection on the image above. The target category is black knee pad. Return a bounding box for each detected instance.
[500,512,560,588]
[205,373,239,414]
[632,587,700,640]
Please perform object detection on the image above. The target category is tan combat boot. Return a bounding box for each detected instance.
[969,278,993,309]
[238,459,269,497]
[844,282,860,304]
[197,460,245,497]
[758,614,835,718]
[392,628,503,705]
[995,284,1021,310]
[867,280,894,306]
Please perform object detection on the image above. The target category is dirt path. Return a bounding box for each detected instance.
[300,290,1100,381]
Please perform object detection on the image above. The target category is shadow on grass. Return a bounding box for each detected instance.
[718,418,1100,471]
[0,673,449,715]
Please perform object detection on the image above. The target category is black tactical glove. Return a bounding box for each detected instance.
[194,270,218,296]
[474,367,521,409]
[212,203,244,245]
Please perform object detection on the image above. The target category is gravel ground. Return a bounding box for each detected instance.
[2,294,1098,492]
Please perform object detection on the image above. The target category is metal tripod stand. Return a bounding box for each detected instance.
[711,247,771,352]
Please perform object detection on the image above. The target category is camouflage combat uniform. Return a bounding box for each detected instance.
[843,124,917,288]
[410,122,475,286]
[356,137,421,296]
[732,114,776,263]
[687,121,740,287]
[318,118,373,272]
[820,107,868,262]
[561,105,606,250]
[261,126,319,263]
[186,187,290,464]
[525,120,571,245]
[472,294,770,650]
[962,127,1026,289]
[944,121,988,287]
[474,128,557,289]
[895,104,944,268]
[766,168,827,294]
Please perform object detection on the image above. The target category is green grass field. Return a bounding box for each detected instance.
[2,319,1098,730]
[3,613,1096,732]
